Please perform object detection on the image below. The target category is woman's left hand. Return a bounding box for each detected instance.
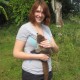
[39,40,52,48]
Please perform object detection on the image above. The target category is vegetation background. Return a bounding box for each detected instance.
[0,0,80,80]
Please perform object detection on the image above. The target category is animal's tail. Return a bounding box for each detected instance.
[42,61,49,80]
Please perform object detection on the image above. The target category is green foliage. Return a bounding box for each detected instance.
[9,0,34,26]
[69,13,80,24]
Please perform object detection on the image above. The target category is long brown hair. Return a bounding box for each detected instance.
[29,0,50,26]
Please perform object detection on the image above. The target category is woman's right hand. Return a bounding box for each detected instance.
[38,54,49,61]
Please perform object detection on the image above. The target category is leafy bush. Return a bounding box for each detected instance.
[9,0,34,26]
[69,13,80,24]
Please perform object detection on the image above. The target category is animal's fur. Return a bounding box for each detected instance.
[31,33,53,80]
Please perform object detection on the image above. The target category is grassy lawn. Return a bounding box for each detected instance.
[0,25,22,80]
[0,21,80,80]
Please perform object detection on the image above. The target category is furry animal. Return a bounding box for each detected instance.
[31,33,53,80]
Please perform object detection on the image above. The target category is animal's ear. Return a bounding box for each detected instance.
[37,33,45,43]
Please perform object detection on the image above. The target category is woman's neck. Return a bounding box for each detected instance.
[34,23,41,28]
[33,24,44,36]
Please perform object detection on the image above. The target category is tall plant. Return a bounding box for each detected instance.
[0,0,10,21]
[0,6,8,20]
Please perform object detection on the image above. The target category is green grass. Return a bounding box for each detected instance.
[0,21,80,80]
[0,25,22,80]
[51,20,80,80]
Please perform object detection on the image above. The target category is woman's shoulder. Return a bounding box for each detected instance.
[21,22,31,28]
[19,22,36,35]
[19,22,33,31]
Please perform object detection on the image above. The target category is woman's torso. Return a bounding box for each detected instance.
[16,22,52,75]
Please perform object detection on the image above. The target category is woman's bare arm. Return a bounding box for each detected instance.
[50,37,59,53]
[13,40,49,61]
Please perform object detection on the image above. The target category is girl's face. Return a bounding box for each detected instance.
[34,5,45,24]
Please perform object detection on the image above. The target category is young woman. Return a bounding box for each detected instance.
[13,0,59,80]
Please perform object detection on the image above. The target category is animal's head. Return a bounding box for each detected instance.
[37,33,45,43]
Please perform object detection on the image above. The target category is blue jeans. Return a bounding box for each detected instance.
[22,69,53,80]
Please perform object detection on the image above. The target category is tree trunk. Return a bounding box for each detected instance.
[51,0,64,27]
